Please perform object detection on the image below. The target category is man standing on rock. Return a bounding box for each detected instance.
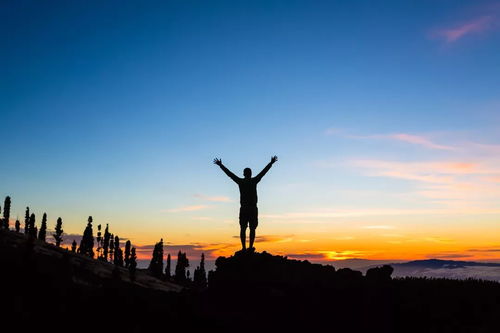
[214,156,278,253]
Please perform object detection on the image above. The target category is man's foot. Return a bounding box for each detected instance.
[247,247,255,253]
[235,248,246,255]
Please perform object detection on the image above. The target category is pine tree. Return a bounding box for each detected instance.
[129,247,137,282]
[109,234,114,262]
[71,240,77,252]
[15,219,20,233]
[148,239,164,278]
[53,217,63,247]
[78,216,94,257]
[96,224,102,258]
[2,196,11,229]
[113,235,123,266]
[38,213,47,241]
[28,213,37,238]
[158,239,164,274]
[193,253,207,289]
[102,224,110,261]
[165,253,171,279]
[174,251,189,284]
[24,207,30,234]
[124,240,131,268]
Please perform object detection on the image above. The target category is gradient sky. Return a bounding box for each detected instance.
[2,0,500,264]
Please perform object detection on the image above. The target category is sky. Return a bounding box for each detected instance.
[2,0,500,266]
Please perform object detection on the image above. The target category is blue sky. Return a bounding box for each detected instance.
[2,0,500,261]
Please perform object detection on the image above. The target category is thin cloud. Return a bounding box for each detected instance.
[231,234,295,243]
[423,237,455,244]
[386,133,455,150]
[425,253,475,259]
[349,157,500,204]
[193,194,233,202]
[434,15,494,43]
[192,216,214,221]
[162,205,209,213]
[362,225,395,230]
[334,236,355,241]
[326,129,456,150]
[468,247,500,253]
[286,250,367,261]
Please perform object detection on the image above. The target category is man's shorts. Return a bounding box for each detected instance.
[239,206,258,229]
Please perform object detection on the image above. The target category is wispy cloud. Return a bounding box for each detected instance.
[434,15,494,43]
[287,250,368,261]
[467,246,500,253]
[423,237,455,244]
[362,225,395,230]
[350,157,500,204]
[385,133,455,150]
[231,234,295,243]
[192,216,214,221]
[261,206,500,219]
[193,194,233,202]
[162,205,209,213]
[326,130,456,151]
[351,159,483,182]
[256,234,294,243]
[334,236,355,241]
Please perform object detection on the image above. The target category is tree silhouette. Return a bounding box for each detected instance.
[148,239,164,278]
[113,235,123,266]
[2,196,11,229]
[24,207,30,234]
[102,224,110,261]
[124,240,131,268]
[38,213,47,241]
[28,213,37,238]
[109,234,114,262]
[71,240,77,252]
[78,216,94,257]
[96,224,102,258]
[165,253,171,279]
[174,251,189,284]
[193,253,207,289]
[15,219,20,233]
[129,247,137,282]
[53,217,63,247]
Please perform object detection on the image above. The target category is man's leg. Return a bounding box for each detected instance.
[240,225,247,250]
[239,207,247,251]
[249,227,255,250]
[249,206,258,250]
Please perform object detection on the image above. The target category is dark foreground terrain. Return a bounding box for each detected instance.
[1,229,500,333]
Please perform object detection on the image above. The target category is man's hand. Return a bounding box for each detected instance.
[213,158,222,166]
[271,155,278,164]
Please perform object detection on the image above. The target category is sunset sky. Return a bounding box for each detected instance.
[2,1,500,264]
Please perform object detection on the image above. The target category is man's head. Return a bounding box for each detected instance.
[243,168,252,178]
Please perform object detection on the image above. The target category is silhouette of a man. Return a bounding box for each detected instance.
[214,156,278,252]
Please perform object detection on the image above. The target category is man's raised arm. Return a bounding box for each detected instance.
[213,158,240,183]
[254,155,278,182]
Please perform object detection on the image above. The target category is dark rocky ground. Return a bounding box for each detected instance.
[1,229,500,332]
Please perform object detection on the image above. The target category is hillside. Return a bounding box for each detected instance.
[2,229,500,332]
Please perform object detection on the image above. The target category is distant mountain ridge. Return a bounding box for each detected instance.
[378,258,500,282]
[393,258,500,269]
